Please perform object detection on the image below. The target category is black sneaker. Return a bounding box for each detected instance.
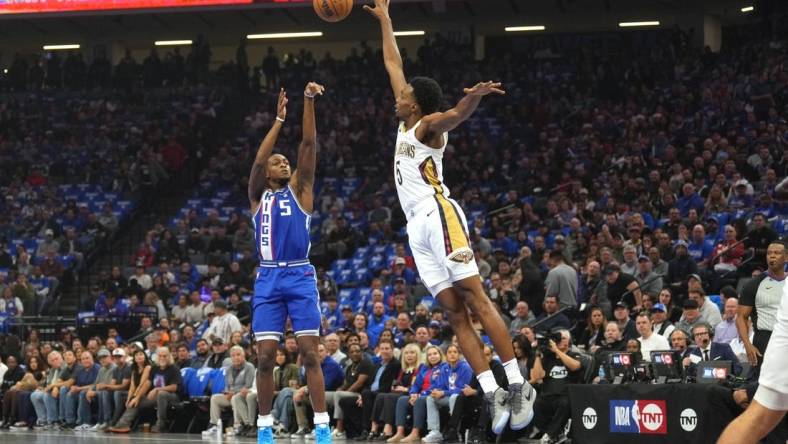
[443,428,461,443]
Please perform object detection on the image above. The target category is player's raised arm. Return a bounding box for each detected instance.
[248,88,288,208]
[291,82,324,213]
[364,0,407,97]
[419,81,505,135]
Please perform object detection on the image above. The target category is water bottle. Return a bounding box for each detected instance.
[217,418,223,439]
[598,366,605,381]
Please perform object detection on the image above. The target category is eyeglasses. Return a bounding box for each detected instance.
[693,332,709,337]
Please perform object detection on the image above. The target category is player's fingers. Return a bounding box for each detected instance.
[462,88,472,94]
[362,5,375,14]
[491,88,506,95]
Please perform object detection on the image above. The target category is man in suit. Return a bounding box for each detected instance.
[338,339,402,439]
[689,322,742,376]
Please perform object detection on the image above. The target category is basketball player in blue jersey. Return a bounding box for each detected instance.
[365,0,536,438]
[248,83,331,444]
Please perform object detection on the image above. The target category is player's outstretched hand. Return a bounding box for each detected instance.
[305,82,326,98]
[277,88,288,121]
[463,81,505,96]
[363,0,390,21]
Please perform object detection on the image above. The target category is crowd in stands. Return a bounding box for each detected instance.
[0,23,785,444]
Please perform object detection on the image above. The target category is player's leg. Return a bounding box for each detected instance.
[288,265,332,444]
[435,287,487,374]
[444,198,535,430]
[717,400,786,444]
[252,268,287,443]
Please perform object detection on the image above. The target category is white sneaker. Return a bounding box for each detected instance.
[74,424,92,431]
[202,425,220,437]
[331,429,346,440]
[423,430,443,443]
[226,427,241,437]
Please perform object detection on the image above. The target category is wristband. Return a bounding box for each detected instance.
[276,117,285,123]
[304,91,316,98]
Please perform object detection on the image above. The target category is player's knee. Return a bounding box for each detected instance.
[300,349,320,369]
[256,350,276,372]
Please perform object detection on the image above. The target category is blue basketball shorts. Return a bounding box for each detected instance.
[251,264,321,341]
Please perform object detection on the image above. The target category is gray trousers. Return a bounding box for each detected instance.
[114,391,179,429]
[231,392,257,427]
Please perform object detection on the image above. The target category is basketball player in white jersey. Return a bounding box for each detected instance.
[365,0,535,436]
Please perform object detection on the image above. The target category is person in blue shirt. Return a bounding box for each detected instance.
[62,351,100,428]
[94,292,130,318]
[367,302,391,347]
[676,183,705,217]
[391,345,445,443]
[423,345,473,442]
[688,225,715,268]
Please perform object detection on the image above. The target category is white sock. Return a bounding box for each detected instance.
[477,370,499,394]
[257,414,273,428]
[313,411,330,425]
[503,358,525,385]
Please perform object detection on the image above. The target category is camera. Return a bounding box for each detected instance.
[536,331,563,355]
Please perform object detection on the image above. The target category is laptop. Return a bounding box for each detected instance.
[697,361,732,384]
[650,350,684,383]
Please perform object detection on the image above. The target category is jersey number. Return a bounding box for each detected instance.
[279,199,292,216]
[395,160,403,185]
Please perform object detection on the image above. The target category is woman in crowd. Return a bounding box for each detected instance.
[388,345,444,443]
[422,345,472,443]
[512,334,535,383]
[109,350,152,433]
[577,306,606,351]
[368,343,422,441]
[271,347,299,437]
[658,288,683,323]
[1,355,46,429]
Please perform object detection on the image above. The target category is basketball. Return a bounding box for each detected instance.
[313,0,352,22]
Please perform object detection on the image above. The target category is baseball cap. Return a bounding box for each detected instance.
[211,337,224,345]
[706,216,719,223]
[683,299,699,309]
[429,320,441,329]
[97,348,111,358]
[614,301,629,310]
[45,229,54,236]
[394,257,406,266]
[638,255,650,263]
[341,305,353,312]
[213,299,228,309]
[651,303,667,313]
[112,348,126,357]
[190,228,200,233]
[673,240,689,250]
[688,273,702,284]
[394,277,406,284]
[735,179,749,187]
[132,341,144,350]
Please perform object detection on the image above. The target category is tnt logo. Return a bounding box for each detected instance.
[609,400,667,434]
[582,407,598,430]
[679,408,698,432]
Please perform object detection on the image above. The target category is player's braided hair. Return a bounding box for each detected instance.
[410,76,443,115]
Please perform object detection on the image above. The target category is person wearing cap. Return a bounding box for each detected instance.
[728,179,754,210]
[387,257,416,286]
[612,302,638,341]
[202,298,242,345]
[675,299,703,334]
[635,255,663,297]
[667,240,699,299]
[651,304,675,338]
[684,287,722,328]
[106,347,132,426]
[83,348,117,431]
[36,229,60,258]
[204,337,231,369]
[604,262,643,312]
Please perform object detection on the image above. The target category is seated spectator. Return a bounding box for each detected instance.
[340,339,401,439]
[532,295,570,333]
[203,345,255,437]
[509,301,535,336]
[185,290,206,324]
[635,312,669,362]
[612,302,638,341]
[320,343,374,439]
[368,343,422,441]
[107,348,132,427]
[62,351,99,429]
[191,339,211,369]
[711,225,746,274]
[268,347,299,437]
[681,289,722,328]
[421,344,472,443]
[667,241,699,299]
[444,344,508,443]
[109,350,153,433]
[530,330,581,443]
[0,286,24,318]
[202,299,242,345]
[31,350,66,429]
[291,343,344,437]
[578,306,606,351]
[390,345,444,443]
[1,356,45,429]
[94,291,129,317]
[714,297,739,345]
[82,348,116,431]
[650,303,675,338]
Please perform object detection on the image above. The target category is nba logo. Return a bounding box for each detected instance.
[610,400,667,435]
[621,355,631,366]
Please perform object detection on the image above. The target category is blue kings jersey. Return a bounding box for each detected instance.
[252,185,311,263]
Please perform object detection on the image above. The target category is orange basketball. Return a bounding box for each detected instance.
[313,0,352,22]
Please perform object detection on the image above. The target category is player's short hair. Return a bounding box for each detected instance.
[409,76,443,115]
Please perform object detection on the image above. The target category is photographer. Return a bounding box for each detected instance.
[530,330,582,444]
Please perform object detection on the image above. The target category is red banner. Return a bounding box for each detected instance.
[0,0,257,14]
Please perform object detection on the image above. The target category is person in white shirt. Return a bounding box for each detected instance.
[650,303,675,339]
[636,311,669,362]
[324,333,346,364]
[203,300,242,345]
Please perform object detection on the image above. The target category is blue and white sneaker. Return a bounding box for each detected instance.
[314,424,332,444]
[258,426,274,444]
